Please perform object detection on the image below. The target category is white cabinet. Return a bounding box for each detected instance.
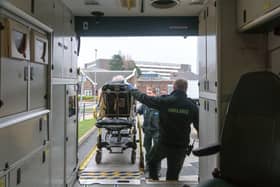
[52,0,77,79]
[199,0,217,94]
[199,98,218,181]
[198,11,207,92]
[206,1,217,94]
[198,0,267,182]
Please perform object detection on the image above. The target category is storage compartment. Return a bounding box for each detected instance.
[31,31,48,64]
[9,147,50,187]
[30,63,48,110]
[0,116,48,170]
[0,58,28,117]
[199,98,218,181]
[5,19,30,60]
[65,85,78,180]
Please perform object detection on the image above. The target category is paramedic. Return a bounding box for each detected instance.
[129,79,199,181]
[137,87,160,169]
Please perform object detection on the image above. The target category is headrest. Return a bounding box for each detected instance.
[229,71,280,115]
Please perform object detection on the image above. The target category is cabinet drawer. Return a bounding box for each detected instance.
[9,147,50,187]
[0,116,48,170]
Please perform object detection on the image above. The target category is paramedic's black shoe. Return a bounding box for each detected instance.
[182,185,190,187]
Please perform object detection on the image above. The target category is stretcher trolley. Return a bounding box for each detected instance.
[95,83,138,164]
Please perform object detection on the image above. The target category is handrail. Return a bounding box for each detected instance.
[0,110,50,129]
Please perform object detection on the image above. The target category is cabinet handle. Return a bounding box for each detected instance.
[42,151,46,164]
[77,68,81,75]
[204,100,207,111]
[69,68,73,73]
[243,9,247,23]
[30,67,34,81]
[66,137,69,142]
[39,118,43,132]
[51,64,54,70]
[24,66,28,81]
[74,50,77,55]
[206,7,209,17]
[64,45,68,50]
[207,100,210,111]
[58,42,63,47]
[215,81,218,87]
[0,99,3,108]
[16,168,21,185]
[207,80,210,91]
[215,107,218,113]
[198,82,200,87]
[204,80,207,91]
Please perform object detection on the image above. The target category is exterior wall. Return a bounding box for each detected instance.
[83,79,94,96]
[137,80,174,95]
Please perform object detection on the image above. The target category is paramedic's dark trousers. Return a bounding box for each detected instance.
[148,143,186,180]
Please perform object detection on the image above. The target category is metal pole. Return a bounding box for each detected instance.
[83,103,85,120]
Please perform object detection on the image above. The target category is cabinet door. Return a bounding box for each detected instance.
[0,59,28,117]
[237,0,265,27]
[199,98,218,182]
[51,85,66,187]
[206,0,217,94]
[30,63,47,110]
[63,8,73,78]
[65,85,78,179]
[71,37,78,79]
[0,116,47,171]
[52,0,64,78]
[34,0,54,27]
[9,148,50,187]
[8,0,32,15]
[198,10,207,93]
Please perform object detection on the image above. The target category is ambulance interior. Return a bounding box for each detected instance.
[0,0,280,187]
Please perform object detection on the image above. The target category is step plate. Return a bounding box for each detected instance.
[79,170,143,185]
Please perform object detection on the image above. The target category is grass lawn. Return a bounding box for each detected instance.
[78,118,96,140]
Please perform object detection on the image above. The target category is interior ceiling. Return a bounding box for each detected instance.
[61,0,204,17]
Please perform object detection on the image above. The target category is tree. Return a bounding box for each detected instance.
[109,54,124,70]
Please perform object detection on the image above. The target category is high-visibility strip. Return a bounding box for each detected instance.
[79,145,97,170]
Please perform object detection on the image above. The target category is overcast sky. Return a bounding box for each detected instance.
[78,36,198,73]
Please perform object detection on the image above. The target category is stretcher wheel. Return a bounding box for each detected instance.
[95,150,102,164]
[131,150,136,164]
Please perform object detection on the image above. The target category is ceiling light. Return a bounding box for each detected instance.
[91,11,104,17]
[84,0,100,6]
[151,0,180,9]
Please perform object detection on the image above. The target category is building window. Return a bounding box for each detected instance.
[84,90,92,96]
